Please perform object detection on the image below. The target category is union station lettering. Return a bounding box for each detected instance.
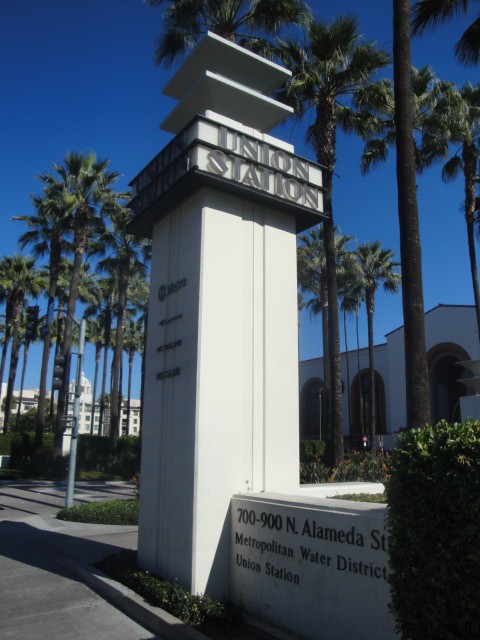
[128,116,327,229]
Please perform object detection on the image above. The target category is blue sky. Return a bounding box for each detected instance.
[1,0,478,397]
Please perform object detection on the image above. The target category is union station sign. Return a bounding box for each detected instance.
[128,116,328,236]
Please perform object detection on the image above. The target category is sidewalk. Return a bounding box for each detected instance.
[0,481,161,640]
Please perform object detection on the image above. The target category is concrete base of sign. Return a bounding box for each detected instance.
[138,184,300,598]
[231,493,396,640]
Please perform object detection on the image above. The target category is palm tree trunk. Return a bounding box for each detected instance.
[36,246,60,448]
[321,274,330,444]
[4,321,22,431]
[90,343,101,435]
[356,306,362,438]
[127,349,134,431]
[343,309,352,437]
[110,266,127,449]
[393,0,431,428]
[0,314,12,387]
[462,143,480,339]
[99,308,111,436]
[16,340,30,427]
[366,290,376,450]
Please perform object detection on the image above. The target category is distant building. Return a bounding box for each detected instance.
[0,373,141,436]
[299,304,479,449]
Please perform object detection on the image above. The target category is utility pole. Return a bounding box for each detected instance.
[65,318,86,508]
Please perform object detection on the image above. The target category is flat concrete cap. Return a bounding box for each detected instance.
[160,71,293,134]
[163,31,291,99]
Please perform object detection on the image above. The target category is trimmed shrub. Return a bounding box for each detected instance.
[300,451,388,484]
[386,420,480,640]
[300,439,325,463]
[57,499,139,525]
[96,550,242,630]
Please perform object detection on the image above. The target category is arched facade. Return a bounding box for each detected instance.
[350,369,387,437]
[300,378,324,440]
[427,342,471,424]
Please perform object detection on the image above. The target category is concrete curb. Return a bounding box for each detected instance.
[57,555,212,640]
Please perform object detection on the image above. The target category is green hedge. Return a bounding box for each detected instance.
[386,420,480,640]
[300,439,325,463]
[2,432,140,480]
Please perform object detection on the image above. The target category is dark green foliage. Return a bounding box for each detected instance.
[300,451,389,484]
[57,499,138,525]
[386,420,480,640]
[96,551,243,630]
[3,432,140,480]
[9,432,66,478]
[299,438,325,463]
[77,434,140,477]
[0,432,15,455]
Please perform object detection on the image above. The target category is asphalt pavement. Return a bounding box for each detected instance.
[0,480,162,640]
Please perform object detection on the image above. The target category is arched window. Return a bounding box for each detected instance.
[428,343,472,424]
[350,370,387,435]
[300,378,324,439]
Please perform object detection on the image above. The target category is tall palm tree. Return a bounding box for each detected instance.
[146,0,310,66]
[297,226,354,454]
[99,205,149,448]
[354,66,451,174]
[280,14,390,464]
[422,83,480,339]
[85,270,118,436]
[86,316,104,435]
[338,252,364,437]
[356,242,401,448]
[393,0,432,428]
[0,255,46,431]
[13,190,72,446]
[39,152,124,439]
[127,273,150,432]
[412,0,480,65]
[123,317,144,431]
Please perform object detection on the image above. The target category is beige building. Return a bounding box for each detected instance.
[0,374,141,436]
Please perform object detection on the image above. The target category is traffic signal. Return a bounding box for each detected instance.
[25,305,39,341]
[52,354,70,391]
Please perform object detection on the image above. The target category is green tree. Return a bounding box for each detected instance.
[355,242,401,447]
[412,0,480,65]
[297,226,354,455]
[393,0,432,428]
[422,83,480,339]
[123,317,144,431]
[146,0,310,66]
[39,152,124,448]
[0,255,46,431]
[86,316,104,435]
[280,14,389,464]
[99,205,148,448]
[14,189,72,446]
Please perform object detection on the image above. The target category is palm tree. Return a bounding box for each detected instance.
[85,270,118,436]
[0,255,46,431]
[338,253,364,437]
[13,189,72,446]
[422,83,480,339]
[16,320,36,426]
[39,152,124,439]
[146,0,310,66]
[412,0,480,66]
[86,316,104,435]
[280,14,390,465]
[356,242,401,448]
[393,0,432,428]
[297,226,354,455]
[127,273,150,431]
[123,317,144,431]
[354,66,451,174]
[99,205,149,448]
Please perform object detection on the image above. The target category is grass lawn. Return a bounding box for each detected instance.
[329,493,387,503]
